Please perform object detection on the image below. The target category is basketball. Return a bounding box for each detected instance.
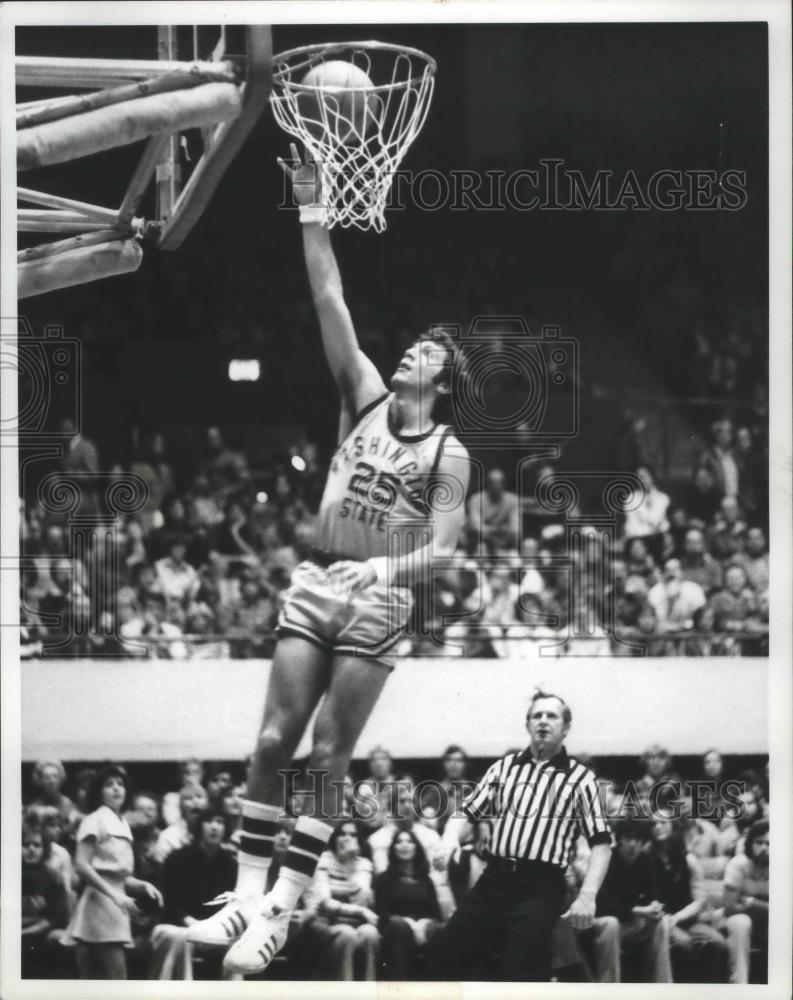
[298,60,376,145]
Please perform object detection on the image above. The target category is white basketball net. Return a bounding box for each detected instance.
[270,42,436,232]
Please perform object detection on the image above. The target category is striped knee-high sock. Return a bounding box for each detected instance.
[235,801,280,897]
[268,816,333,912]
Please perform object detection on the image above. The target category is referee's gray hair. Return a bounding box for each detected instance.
[527,689,572,726]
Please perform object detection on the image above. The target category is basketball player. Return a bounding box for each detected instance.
[187,145,470,975]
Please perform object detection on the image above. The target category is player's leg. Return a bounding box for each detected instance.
[224,653,390,974]
[188,636,330,947]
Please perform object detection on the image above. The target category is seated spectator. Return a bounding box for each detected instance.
[733,425,765,521]
[304,820,380,981]
[448,819,491,907]
[704,565,759,653]
[71,767,97,819]
[354,747,397,831]
[718,788,762,857]
[680,529,723,595]
[647,559,706,650]
[553,836,619,983]
[665,506,690,557]
[646,811,726,982]
[374,830,444,980]
[635,745,682,811]
[517,536,546,595]
[698,418,739,501]
[733,526,769,595]
[368,780,442,875]
[204,766,234,809]
[218,578,276,658]
[21,819,71,978]
[130,432,175,534]
[465,468,520,555]
[683,466,722,528]
[155,535,200,605]
[595,818,672,982]
[29,759,81,841]
[722,819,769,984]
[681,812,726,880]
[443,581,503,659]
[154,783,210,865]
[486,564,521,625]
[190,474,225,529]
[125,792,163,885]
[183,603,230,660]
[213,500,258,557]
[367,778,455,921]
[707,497,748,562]
[38,558,91,653]
[622,465,670,564]
[623,538,660,587]
[205,426,249,484]
[24,804,78,912]
[123,592,184,659]
[434,745,474,836]
[221,783,246,854]
[120,518,149,587]
[149,808,237,979]
[147,497,191,562]
[499,593,562,660]
[162,759,205,827]
[269,519,317,580]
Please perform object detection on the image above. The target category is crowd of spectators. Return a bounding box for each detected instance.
[21,744,769,983]
[19,404,767,659]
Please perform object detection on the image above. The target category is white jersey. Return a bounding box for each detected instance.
[315,393,452,561]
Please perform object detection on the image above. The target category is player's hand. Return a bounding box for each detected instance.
[140,882,163,909]
[326,560,377,599]
[277,143,322,206]
[434,842,461,870]
[643,900,665,921]
[112,891,140,917]
[561,891,596,930]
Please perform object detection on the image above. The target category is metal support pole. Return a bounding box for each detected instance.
[18,188,118,225]
[156,26,182,223]
[18,213,113,233]
[18,230,126,263]
[117,133,171,228]
[16,54,235,89]
[16,67,235,130]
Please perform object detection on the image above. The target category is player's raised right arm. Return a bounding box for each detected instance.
[278,145,386,415]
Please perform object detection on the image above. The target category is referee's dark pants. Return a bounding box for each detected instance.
[426,858,567,981]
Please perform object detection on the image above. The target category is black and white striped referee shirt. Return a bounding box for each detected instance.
[463,746,612,870]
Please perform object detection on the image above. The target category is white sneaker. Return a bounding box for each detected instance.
[186,892,256,947]
[222,899,291,976]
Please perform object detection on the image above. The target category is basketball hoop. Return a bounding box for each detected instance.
[270,41,436,232]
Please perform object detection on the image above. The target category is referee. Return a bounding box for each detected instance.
[426,690,613,981]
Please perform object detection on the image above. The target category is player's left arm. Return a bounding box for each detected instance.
[327,437,470,595]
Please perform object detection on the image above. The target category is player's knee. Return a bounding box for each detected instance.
[598,916,620,941]
[255,725,290,762]
[309,728,350,773]
[309,743,337,775]
[725,913,751,938]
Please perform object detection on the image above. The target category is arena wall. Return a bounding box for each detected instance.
[21,658,767,762]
